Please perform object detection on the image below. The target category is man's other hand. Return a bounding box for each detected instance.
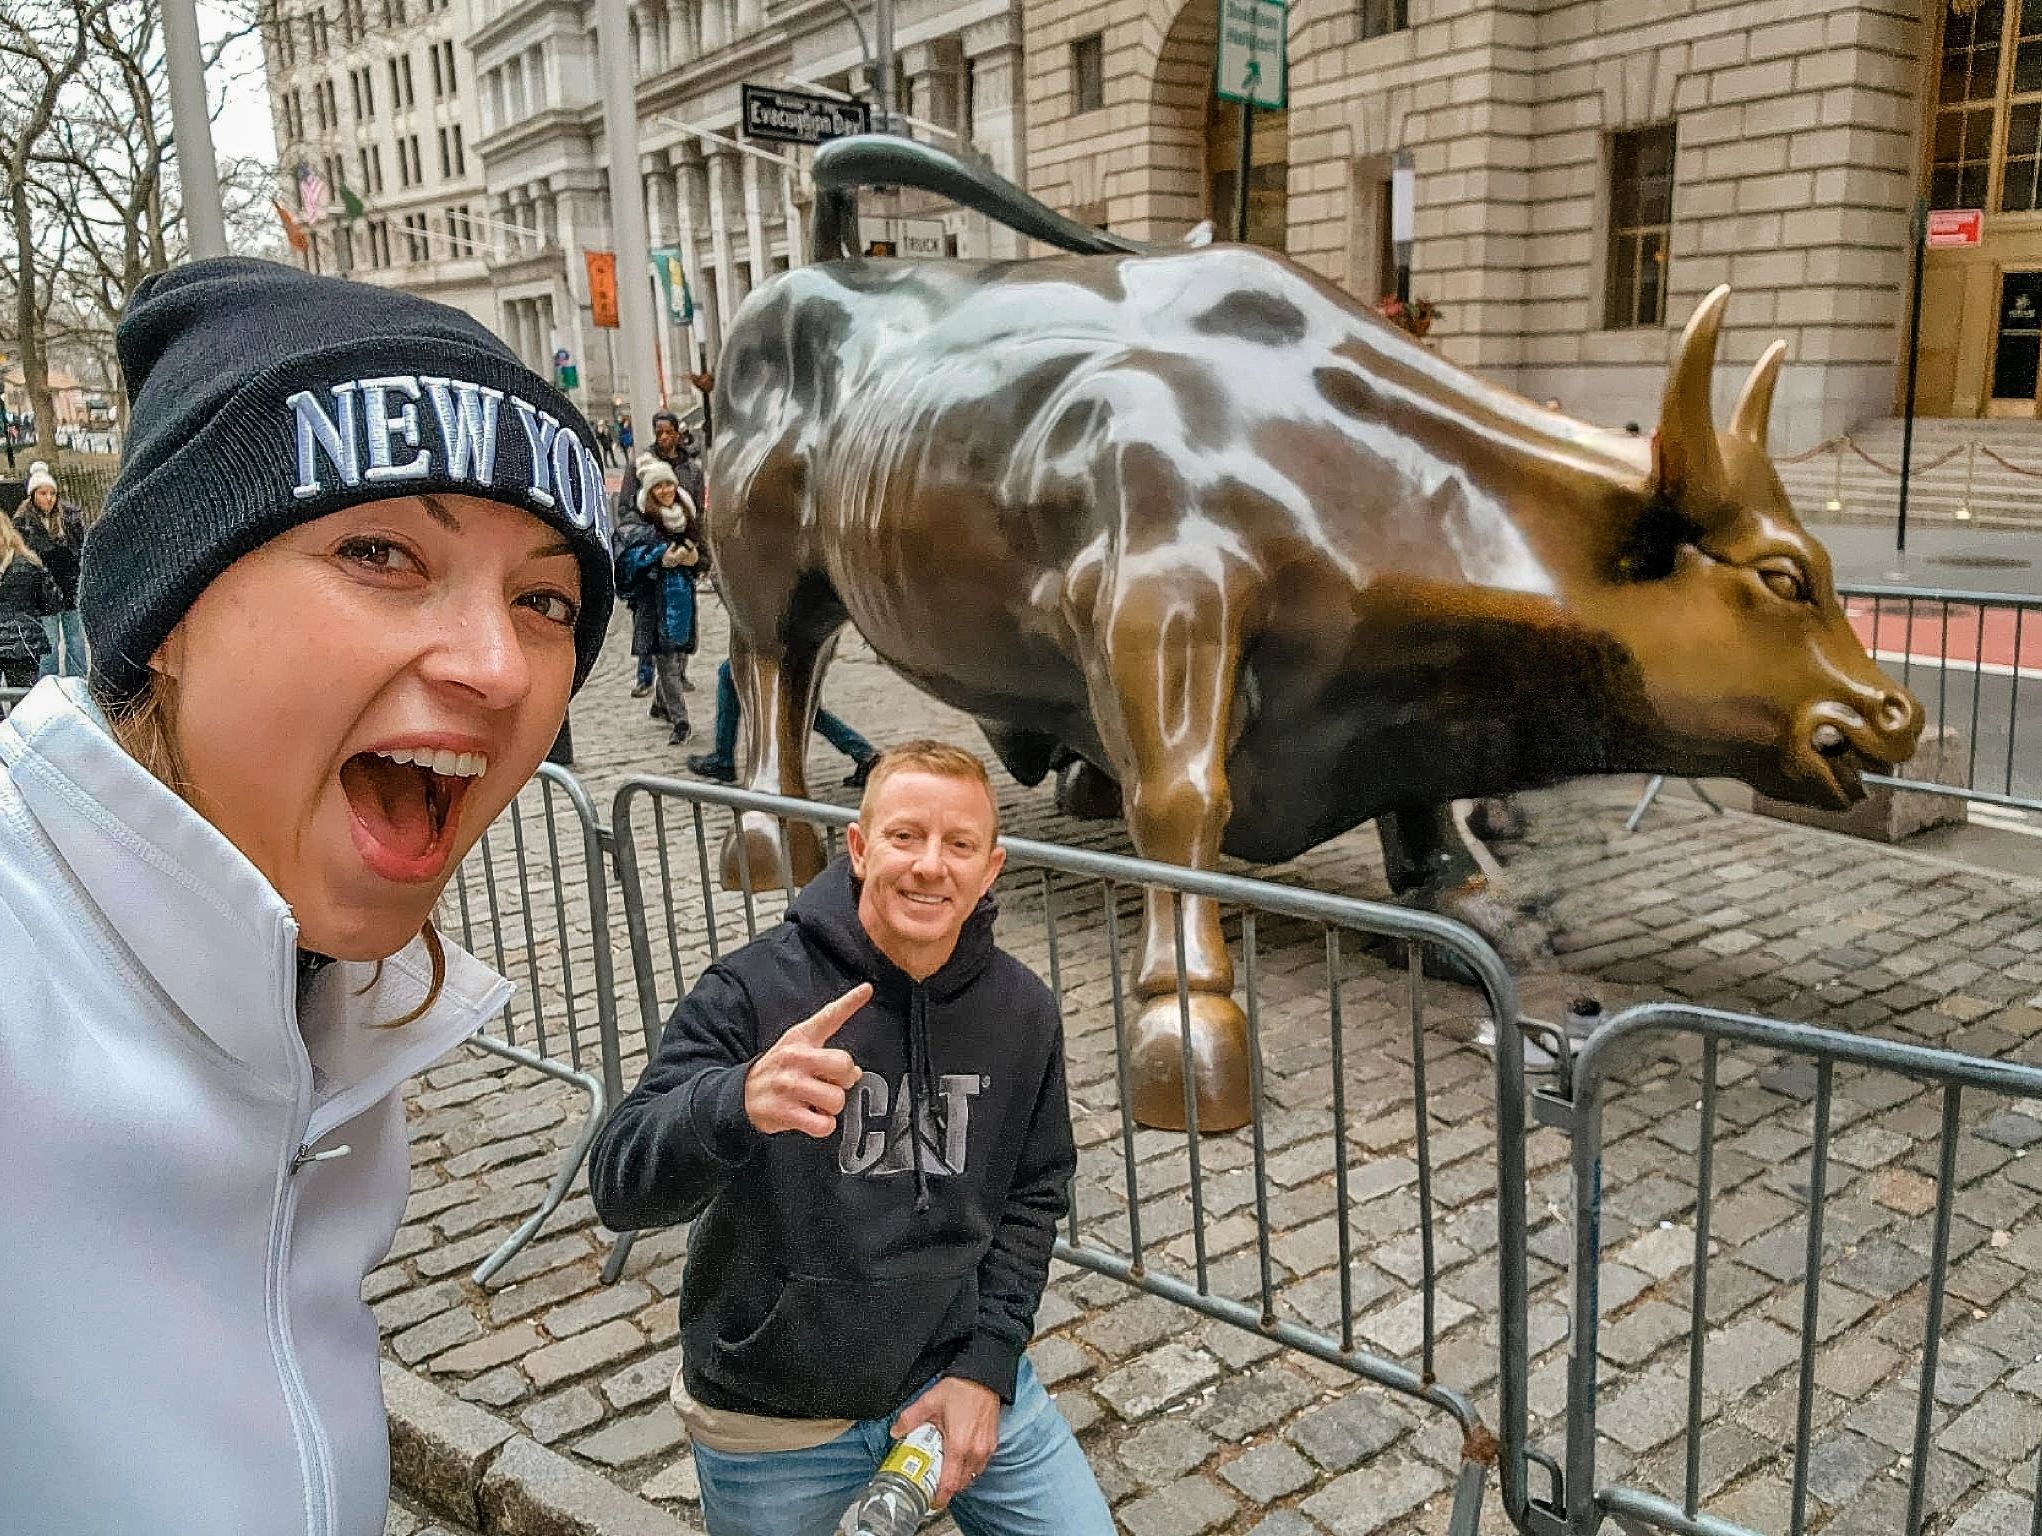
[892,1376,999,1509]
[743,983,871,1137]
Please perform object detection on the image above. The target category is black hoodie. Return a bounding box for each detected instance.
[589,857,1075,1421]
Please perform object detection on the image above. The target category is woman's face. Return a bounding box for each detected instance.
[651,481,677,508]
[30,485,56,513]
[156,494,581,960]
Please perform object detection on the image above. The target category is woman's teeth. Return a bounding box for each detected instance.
[373,746,488,778]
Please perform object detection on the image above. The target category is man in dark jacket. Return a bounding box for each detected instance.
[590,742,1111,1536]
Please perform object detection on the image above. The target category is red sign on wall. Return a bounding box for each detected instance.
[1927,209,1984,248]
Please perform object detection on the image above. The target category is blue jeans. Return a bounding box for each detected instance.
[638,655,655,687]
[691,1360,1112,1536]
[708,660,874,767]
[37,611,85,679]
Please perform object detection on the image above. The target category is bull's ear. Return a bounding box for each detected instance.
[1654,285,1732,505]
[1729,339,1787,449]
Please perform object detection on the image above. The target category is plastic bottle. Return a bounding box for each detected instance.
[836,1424,944,1536]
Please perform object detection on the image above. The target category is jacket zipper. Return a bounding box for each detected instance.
[267,921,336,1536]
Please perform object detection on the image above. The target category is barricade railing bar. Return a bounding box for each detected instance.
[1836,581,2039,816]
[608,774,1532,1536]
[435,762,625,1285]
[1501,1002,2042,1536]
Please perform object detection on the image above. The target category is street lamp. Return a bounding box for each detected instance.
[1391,148,1415,306]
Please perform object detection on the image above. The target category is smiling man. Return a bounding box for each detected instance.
[590,741,1111,1536]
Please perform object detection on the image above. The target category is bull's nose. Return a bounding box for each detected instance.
[1876,689,1921,741]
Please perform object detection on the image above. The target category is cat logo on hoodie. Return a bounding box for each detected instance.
[839,1071,985,1178]
[285,374,612,551]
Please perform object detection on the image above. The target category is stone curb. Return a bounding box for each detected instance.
[383,1359,702,1536]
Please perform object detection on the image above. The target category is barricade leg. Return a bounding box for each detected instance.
[468,1034,606,1286]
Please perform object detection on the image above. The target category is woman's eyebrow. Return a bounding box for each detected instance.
[529,538,577,560]
[419,495,463,533]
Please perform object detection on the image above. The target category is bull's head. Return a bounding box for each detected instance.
[1608,286,1921,807]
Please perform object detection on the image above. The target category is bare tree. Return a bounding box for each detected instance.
[1,0,108,462]
[6,0,274,447]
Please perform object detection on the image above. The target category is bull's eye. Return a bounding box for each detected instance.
[1757,562,1811,604]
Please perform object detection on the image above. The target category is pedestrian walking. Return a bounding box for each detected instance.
[0,508,61,687]
[616,456,702,745]
[0,256,614,1536]
[590,741,1112,1536]
[16,459,88,676]
[597,421,617,467]
[686,657,876,786]
[618,414,635,455]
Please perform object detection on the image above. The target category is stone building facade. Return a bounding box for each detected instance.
[1022,0,1933,450]
[262,0,497,325]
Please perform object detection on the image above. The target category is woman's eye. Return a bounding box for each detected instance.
[1760,566,1809,604]
[337,537,422,573]
[518,590,580,626]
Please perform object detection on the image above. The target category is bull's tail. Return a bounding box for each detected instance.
[810,134,1182,262]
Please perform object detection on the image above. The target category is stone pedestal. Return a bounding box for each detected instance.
[1753,726,1968,844]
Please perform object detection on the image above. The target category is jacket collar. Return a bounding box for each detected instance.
[0,679,508,1102]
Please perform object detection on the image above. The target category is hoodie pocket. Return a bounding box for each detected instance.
[709,1268,978,1420]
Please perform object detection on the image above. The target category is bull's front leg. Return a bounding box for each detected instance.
[1084,572,1256,1133]
[718,629,835,893]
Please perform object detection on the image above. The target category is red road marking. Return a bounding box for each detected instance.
[1845,601,2042,677]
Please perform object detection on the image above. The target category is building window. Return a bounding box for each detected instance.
[431,39,458,96]
[383,0,407,24]
[368,219,391,268]
[1358,0,1407,39]
[389,53,416,109]
[402,212,429,263]
[443,41,459,96]
[1072,33,1104,114]
[1604,123,1675,330]
[309,9,328,56]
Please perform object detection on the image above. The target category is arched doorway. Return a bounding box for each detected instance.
[1205,98,1289,248]
[1147,0,1290,246]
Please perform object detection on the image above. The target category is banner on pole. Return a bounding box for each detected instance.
[650,247,694,324]
[585,250,620,328]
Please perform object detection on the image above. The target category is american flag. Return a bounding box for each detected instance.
[296,161,331,224]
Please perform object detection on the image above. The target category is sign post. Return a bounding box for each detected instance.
[1215,0,1286,244]
[1897,205,1982,558]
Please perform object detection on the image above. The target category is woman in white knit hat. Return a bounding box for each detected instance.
[14,460,88,676]
[615,453,703,746]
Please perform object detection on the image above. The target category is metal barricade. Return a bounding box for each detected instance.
[1838,582,2040,817]
[435,762,625,1285]
[0,685,25,719]
[608,775,1531,1536]
[1498,1003,2042,1536]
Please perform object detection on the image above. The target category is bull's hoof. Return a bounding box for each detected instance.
[1128,992,1252,1132]
[1054,759,1124,822]
[1404,875,1554,977]
[1465,794,1529,847]
[718,811,827,893]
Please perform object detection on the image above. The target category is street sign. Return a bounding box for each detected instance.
[899,219,947,258]
[1927,208,1984,248]
[1216,0,1287,110]
[741,83,872,146]
[553,347,571,367]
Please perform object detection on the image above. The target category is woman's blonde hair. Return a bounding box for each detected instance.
[1,510,45,575]
[106,670,446,1026]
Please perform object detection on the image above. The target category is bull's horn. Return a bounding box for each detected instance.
[1728,339,1787,448]
[1654,285,1732,499]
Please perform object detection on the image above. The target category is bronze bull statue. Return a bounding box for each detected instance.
[704,137,1922,1132]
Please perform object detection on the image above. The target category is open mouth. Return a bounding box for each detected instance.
[338,747,487,883]
[1805,721,1867,804]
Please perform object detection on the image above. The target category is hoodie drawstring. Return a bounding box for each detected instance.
[906,985,950,1214]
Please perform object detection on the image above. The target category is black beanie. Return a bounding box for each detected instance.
[81,256,615,708]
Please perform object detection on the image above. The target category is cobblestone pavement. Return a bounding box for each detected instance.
[380,594,2042,1535]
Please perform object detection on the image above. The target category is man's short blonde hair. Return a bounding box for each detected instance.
[857,739,1000,840]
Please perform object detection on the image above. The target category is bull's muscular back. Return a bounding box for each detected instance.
[709,246,1667,860]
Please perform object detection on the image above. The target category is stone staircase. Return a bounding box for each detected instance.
[1776,417,2042,530]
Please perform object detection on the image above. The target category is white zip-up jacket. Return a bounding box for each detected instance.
[0,679,511,1536]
